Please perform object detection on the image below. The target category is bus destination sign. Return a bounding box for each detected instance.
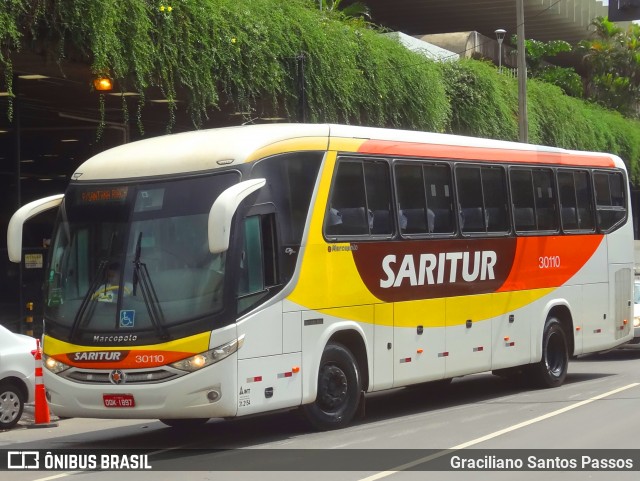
[79,187,129,204]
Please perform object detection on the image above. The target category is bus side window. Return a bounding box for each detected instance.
[456,166,486,233]
[594,170,627,232]
[510,167,559,233]
[396,161,455,236]
[574,171,595,230]
[558,171,578,230]
[510,169,536,232]
[558,170,594,232]
[325,161,368,236]
[325,158,392,237]
[424,163,455,234]
[365,162,393,235]
[532,169,558,231]
[396,163,428,235]
[481,166,508,232]
[237,214,278,315]
[456,165,507,234]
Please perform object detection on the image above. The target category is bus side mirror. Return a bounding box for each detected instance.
[208,179,266,254]
[7,194,64,263]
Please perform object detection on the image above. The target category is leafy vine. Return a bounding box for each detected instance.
[0,0,639,181]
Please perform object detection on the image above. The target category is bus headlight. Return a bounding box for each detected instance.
[634,316,640,328]
[44,355,71,374]
[170,335,245,372]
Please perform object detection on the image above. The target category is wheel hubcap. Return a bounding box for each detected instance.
[0,391,20,424]
[318,365,348,412]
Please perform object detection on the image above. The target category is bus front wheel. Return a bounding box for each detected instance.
[529,317,568,388]
[302,342,361,431]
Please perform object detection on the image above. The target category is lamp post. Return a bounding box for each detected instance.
[495,28,506,72]
[516,0,528,143]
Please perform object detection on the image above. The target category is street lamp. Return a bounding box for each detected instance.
[494,29,506,72]
[516,0,528,143]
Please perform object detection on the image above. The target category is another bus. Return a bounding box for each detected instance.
[7,124,634,430]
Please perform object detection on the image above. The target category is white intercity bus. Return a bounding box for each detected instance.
[7,124,634,429]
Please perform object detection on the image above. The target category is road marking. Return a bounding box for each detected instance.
[25,383,640,480]
[358,383,640,481]
[32,473,78,481]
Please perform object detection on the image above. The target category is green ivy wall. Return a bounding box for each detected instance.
[2,0,639,182]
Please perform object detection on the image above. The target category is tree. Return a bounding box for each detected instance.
[511,35,583,97]
[578,16,640,117]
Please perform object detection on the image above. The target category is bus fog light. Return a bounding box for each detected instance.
[206,390,221,402]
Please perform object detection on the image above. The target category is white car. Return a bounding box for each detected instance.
[0,324,36,429]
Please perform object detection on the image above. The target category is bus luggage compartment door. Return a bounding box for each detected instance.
[236,352,302,415]
[611,266,633,342]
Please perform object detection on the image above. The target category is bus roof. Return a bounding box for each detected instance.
[72,123,624,181]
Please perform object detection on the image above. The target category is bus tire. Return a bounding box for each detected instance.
[302,342,361,431]
[159,418,209,429]
[529,317,568,388]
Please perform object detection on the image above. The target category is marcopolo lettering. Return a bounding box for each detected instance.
[92,334,138,343]
[380,250,497,288]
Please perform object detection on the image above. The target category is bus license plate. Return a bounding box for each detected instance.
[103,394,135,408]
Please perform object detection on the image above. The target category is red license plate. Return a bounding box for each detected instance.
[103,394,135,408]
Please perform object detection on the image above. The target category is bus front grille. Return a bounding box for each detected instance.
[62,367,185,384]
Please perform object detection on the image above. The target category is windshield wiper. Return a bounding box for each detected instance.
[69,258,109,342]
[70,231,120,341]
[132,232,169,340]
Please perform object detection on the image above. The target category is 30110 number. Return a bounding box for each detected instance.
[539,256,561,269]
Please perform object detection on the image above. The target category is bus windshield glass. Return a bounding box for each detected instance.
[44,172,240,343]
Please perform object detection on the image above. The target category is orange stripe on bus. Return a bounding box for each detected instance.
[497,235,604,292]
[58,350,194,369]
[356,140,616,167]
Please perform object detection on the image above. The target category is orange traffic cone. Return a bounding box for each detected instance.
[28,339,58,429]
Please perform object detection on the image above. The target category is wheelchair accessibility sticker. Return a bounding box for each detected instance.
[119,310,135,328]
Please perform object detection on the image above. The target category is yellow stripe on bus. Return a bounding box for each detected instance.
[443,288,554,327]
[328,137,366,153]
[43,331,212,356]
[244,137,329,163]
[300,288,554,327]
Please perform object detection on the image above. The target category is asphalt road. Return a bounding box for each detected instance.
[2,348,640,481]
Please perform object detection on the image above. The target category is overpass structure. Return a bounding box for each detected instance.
[357,0,614,45]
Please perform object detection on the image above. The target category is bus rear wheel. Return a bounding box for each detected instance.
[529,317,568,388]
[302,342,361,431]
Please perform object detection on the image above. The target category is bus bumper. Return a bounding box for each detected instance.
[43,359,238,420]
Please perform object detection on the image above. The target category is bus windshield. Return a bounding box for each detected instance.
[44,171,240,344]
